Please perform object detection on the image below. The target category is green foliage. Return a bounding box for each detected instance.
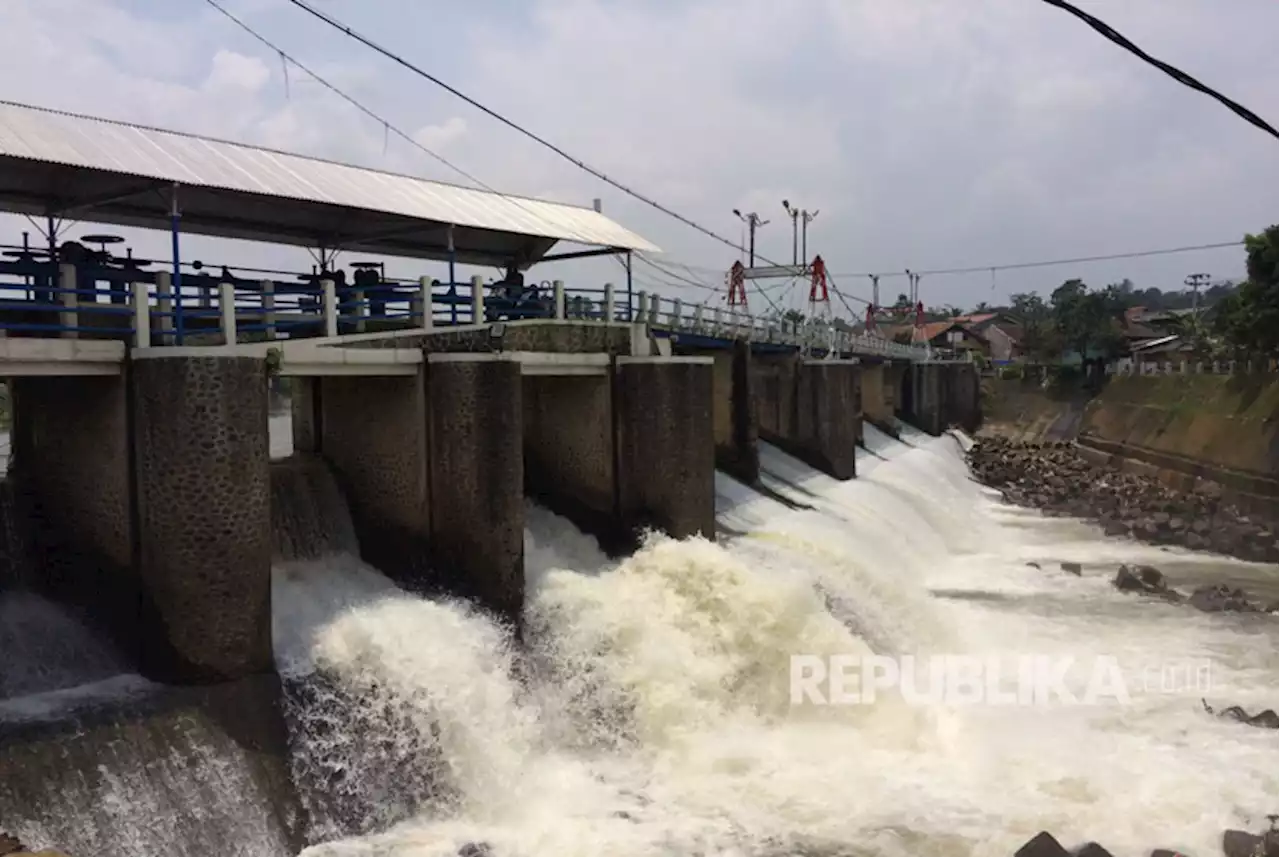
[1009,291,1062,362]
[1049,279,1128,360]
[1213,225,1278,360]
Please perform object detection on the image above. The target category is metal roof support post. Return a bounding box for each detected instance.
[447,224,457,286]
[635,291,647,326]
[169,183,185,345]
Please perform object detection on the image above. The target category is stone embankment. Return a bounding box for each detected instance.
[1013,819,1279,856]
[968,437,1278,563]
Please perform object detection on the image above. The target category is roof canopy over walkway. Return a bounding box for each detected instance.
[0,99,657,268]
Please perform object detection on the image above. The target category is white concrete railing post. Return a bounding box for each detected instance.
[603,283,615,323]
[693,304,704,332]
[155,270,174,345]
[671,298,683,329]
[354,288,367,334]
[261,279,276,340]
[131,281,151,348]
[553,280,566,319]
[59,263,78,339]
[712,306,722,335]
[322,278,338,337]
[218,282,237,345]
[648,293,660,326]
[634,290,647,325]
[413,276,434,330]
[470,275,485,325]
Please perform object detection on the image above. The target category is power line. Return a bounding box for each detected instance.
[1039,0,1278,138]
[280,0,799,300]
[204,0,487,190]
[828,240,1246,280]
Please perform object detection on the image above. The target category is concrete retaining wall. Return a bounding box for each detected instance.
[522,374,617,544]
[679,341,758,486]
[750,355,861,479]
[426,357,525,627]
[615,357,716,541]
[753,354,799,441]
[794,361,860,480]
[983,373,1278,513]
[7,376,134,648]
[315,375,430,582]
[132,356,272,682]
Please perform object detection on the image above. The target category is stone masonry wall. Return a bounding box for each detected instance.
[426,359,525,628]
[132,356,272,682]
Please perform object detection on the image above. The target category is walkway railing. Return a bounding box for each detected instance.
[0,262,928,360]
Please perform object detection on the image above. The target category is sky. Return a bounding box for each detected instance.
[0,0,1276,316]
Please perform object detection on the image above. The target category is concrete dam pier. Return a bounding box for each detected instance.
[4,321,979,685]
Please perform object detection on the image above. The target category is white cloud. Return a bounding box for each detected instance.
[0,0,1274,309]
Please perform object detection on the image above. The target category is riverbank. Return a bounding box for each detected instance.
[967,436,1278,564]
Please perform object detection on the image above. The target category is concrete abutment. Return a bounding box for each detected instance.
[615,356,717,540]
[132,355,273,682]
[425,356,526,628]
[751,354,862,480]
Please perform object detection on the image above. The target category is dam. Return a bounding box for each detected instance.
[0,101,1275,857]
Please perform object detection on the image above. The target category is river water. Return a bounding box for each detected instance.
[275,426,1278,857]
[0,422,1275,856]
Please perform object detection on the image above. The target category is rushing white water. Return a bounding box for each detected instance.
[275,428,1279,857]
[0,591,131,699]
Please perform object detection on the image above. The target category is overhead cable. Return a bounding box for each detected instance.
[1039,0,1277,138]
[280,0,790,275]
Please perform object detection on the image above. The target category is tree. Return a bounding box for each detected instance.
[1213,225,1278,359]
[1010,291,1061,362]
[781,309,805,326]
[1168,310,1220,360]
[973,301,990,313]
[1049,279,1127,361]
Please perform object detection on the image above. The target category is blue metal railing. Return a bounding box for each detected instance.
[0,256,926,359]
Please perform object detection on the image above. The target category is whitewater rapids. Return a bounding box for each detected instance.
[273,427,1276,857]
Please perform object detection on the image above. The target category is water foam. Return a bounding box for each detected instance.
[277,431,1277,857]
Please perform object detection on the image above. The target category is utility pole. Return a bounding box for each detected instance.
[800,209,819,262]
[905,269,922,306]
[782,200,819,267]
[1184,272,1210,311]
[732,209,768,267]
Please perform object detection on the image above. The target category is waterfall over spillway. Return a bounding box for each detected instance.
[273,430,1277,857]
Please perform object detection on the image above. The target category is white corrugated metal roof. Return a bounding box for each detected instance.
[0,99,659,253]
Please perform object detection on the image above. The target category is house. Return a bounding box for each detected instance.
[951,313,1024,362]
[882,321,988,356]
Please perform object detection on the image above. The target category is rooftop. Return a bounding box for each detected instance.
[0,100,659,267]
